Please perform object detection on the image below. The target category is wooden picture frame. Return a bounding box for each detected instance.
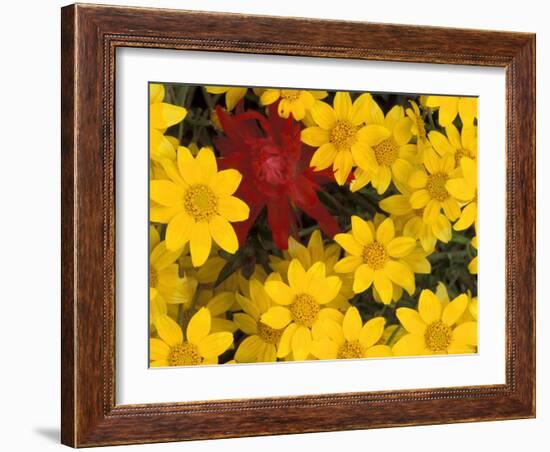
[61,3,535,447]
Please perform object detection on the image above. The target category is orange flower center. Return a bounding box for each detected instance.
[373,138,399,166]
[330,120,357,150]
[424,321,452,352]
[426,172,449,202]
[290,293,320,327]
[184,184,218,222]
[362,242,388,270]
[257,322,284,345]
[168,342,201,366]
[337,340,365,359]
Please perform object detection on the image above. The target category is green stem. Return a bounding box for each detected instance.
[386,325,402,346]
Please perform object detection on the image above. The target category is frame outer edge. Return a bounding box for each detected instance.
[61,4,77,448]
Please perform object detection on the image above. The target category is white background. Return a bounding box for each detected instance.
[118,49,505,404]
[0,0,546,451]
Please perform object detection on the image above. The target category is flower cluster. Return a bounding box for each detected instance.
[149,84,478,366]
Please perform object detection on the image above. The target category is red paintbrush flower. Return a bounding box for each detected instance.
[214,103,340,250]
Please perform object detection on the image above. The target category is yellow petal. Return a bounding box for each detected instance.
[150,180,184,207]
[198,332,233,358]
[291,325,312,361]
[442,294,468,326]
[396,308,427,335]
[351,142,377,171]
[454,202,476,231]
[359,317,386,349]
[458,97,477,126]
[311,101,337,130]
[165,212,193,251]
[364,344,392,358]
[233,313,259,335]
[452,321,478,346]
[155,315,183,347]
[302,127,331,147]
[310,143,338,170]
[428,131,455,155]
[409,189,430,209]
[333,150,353,185]
[392,116,413,145]
[357,124,391,146]
[353,264,374,293]
[334,233,362,256]
[261,306,292,329]
[351,215,374,245]
[195,147,218,183]
[277,323,298,358]
[235,335,264,363]
[311,338,339,360]
[235,293,261,320]
[342,307,362,342]
[333,255,362,273]
[225,87,247,111]
[418,290,442,324]
[211,169,242,196]
[373,270,393,304]
[150,338,170,360]
[150,103,187,129]
[384,260,415,294]
[187,307,211,345]
[264,281,295,306]
[334,92,352,120]
[288,258,307,293]
[320,318,345,344]
[190,221,212,267]
[387,237,416,258]
[177,146,201,185]
[218,196,250,222]
[206,292,235,317]
[376,218,395,245]
[392,333,425,356]
[209,215,239,254]
[260,89,281,106]
[423,199,441,224]
[149,83,165,104]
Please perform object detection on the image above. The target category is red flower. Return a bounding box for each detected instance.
[214,103,340,250]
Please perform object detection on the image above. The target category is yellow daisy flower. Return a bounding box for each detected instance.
[407,148,462,224]
[333,216,417,304]
[311,307,391,360]
[301,92,372,185]
[260,259,343,361]
[260,89,328,120]
[393,289,477,356]
[425,95,477,127]
[428,124,477,163]
[150,308,233,366]
[149,226,198,305]
[446,156,478,231]
[205,86,248,111]
[150,288,167,328]
[349,99,417,194]
[233,277,284,363]
[149,83,187,162]
[380,191,452,253]
[150,146,250,266]
[268,230,353,311]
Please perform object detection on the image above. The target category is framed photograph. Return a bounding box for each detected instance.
[61,3,536,447]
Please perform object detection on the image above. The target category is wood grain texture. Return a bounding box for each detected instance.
[60,3,536,447]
